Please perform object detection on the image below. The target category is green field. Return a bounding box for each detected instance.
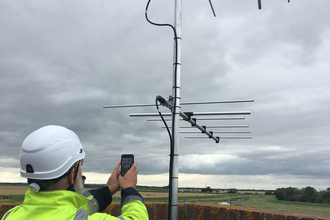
[224,194,330,216]
[2,192,330,217]
[143,192,330,217]
[0,194,25,203]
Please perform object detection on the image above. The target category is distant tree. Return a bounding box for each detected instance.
[274,188,286,200]
[275,187,299,201]
[202,186,212,193]
[301,186,318,203]
[275,186,327,204]
[318,187,330,204]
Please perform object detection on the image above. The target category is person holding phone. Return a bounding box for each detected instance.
[2,125,148,220]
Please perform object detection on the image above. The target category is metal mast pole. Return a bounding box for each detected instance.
[168,0,181,219]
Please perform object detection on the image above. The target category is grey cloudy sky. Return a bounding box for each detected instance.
[1,0,329,190]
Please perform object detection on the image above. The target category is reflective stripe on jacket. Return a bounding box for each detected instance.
[1,188,148,220]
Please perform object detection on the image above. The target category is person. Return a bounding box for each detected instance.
[1,125,149,220]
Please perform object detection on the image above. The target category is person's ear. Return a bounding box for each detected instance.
[68,168,76,185]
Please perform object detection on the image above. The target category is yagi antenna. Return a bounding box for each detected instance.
[104,0,255,220]
[186,136,253,140]
[148,117,246,121]
[104,0,293,217]
[165,125,249,128]
[103,99,254,108]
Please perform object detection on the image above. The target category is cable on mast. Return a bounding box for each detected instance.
[145,1,180,219]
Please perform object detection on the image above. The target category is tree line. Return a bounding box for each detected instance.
[275,186,330,204]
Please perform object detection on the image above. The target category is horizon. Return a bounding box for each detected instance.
[0,169,327,191]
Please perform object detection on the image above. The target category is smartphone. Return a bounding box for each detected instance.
[121,154,134,176]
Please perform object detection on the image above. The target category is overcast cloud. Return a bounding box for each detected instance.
[0,0,329,190]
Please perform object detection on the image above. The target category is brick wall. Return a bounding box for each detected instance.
[1,202,330,220]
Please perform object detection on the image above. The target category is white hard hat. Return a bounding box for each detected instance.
[20,125,85,180]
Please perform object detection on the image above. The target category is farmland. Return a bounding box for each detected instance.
[1,185,330,217]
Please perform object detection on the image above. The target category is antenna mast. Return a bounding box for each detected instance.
[169,0,181,219]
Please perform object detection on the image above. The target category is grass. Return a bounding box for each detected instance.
[182,193,330,216]
[258,195,330,216]
[146,193,330,216]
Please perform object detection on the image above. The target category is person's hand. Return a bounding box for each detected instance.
[118,162,138,189]
[106,161,121,195]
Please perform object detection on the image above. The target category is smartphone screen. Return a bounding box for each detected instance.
[121,154,134,176]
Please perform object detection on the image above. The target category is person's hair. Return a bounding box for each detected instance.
[27,163,76,191]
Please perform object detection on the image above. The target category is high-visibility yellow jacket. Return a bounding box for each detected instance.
[1,188,149,220]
